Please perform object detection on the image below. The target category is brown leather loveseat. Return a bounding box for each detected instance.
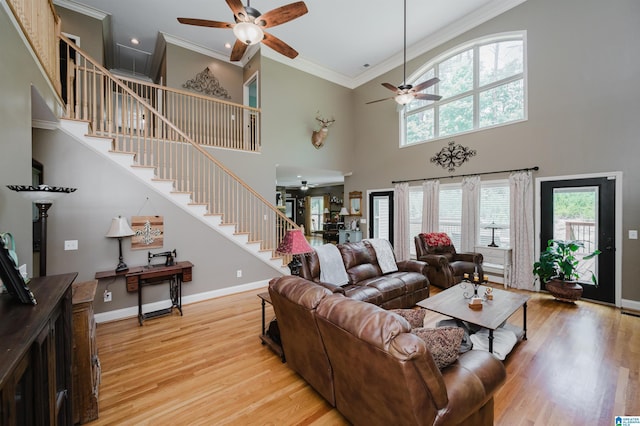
[299,240,430,309]
[268,275,507,425]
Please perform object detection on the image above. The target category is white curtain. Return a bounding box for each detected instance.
[394,182,410,261]
[509,171,535,289]
[460,175,480,252]
[421,180,439,233]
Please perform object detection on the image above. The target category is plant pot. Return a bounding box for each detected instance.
[545,278,583,303]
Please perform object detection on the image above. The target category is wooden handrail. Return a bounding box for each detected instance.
[116,74,260,112]
[59,34,297,258]
[116,74,261,152]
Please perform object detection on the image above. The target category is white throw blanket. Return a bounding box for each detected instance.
[365,238,398,274]
[315,244,349,286]
[470,327,518,361]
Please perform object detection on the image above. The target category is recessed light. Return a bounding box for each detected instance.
[224,42,232,49]
[131,38,139,45]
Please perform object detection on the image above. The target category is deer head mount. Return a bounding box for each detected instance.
[311,113,335,149]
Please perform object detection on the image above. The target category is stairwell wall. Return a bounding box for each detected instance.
[0,4,64,275]
[33,127,279,314]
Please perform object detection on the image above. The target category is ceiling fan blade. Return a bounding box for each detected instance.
[177,18,232,29]
[366,97,395,105]
[230,39,248,61]
[257,1,308,28]
[262,32,299,59]
[226,0,247,19]
[414,93,443,101]
[381,82,400,93]
[412,77,440,93]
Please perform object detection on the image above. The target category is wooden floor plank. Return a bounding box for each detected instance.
[91,285,640,425]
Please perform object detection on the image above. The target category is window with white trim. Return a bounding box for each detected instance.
[408,180,510,257]
[402,33,526,146]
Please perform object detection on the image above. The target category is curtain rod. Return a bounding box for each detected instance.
[391,166,539,184]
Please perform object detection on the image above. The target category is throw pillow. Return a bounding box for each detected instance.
[391,308,427,329]
[421,232,452,247]
[411,326,464,369]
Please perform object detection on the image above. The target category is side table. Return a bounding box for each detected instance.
[72,280,100,424]
[258,292,285,362]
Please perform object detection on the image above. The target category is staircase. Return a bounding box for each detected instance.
[58,35,296,273]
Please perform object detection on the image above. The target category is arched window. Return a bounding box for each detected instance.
[402,32,526,146]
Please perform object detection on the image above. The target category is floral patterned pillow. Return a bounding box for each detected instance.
[421,232,452,247]
[391,308,427,329]
[411,326,464,369]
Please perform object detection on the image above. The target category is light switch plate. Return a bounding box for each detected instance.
[64,240,78,250]
[629,230,638,240]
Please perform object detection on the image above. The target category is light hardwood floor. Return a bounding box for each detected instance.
[92,285,639,425]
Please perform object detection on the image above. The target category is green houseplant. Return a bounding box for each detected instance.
[533,239,601,302]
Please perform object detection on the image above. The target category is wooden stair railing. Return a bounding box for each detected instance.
[59,35,296,263]
[116,75,261,152]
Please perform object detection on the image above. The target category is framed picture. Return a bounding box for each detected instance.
[0,240,36,305]
[349,191,362,216]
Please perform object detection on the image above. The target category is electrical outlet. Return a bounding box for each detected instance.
[64,240,78,250]
[103,290,112,302]
[236,269,242,278]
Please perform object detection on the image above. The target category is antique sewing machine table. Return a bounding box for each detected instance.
[96,260,193,325]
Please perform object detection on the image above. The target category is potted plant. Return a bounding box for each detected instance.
[533,239,601,302]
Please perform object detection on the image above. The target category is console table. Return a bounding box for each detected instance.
[474,246,512,288]
[95,261,193,325]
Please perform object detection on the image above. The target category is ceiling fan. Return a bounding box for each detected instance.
[366,0,442,106]
[178,0,308,62]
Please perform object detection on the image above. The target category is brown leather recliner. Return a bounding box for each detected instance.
[315,292,506,425]
[415,233,483,289]
[268,275,336,406]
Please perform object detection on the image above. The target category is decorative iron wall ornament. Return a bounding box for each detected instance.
[430,141,477,172]
[182,67,231,100]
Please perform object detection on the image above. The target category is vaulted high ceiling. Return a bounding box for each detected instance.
[54,0,525,89]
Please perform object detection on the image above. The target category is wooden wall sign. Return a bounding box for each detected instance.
[131,216,164,250]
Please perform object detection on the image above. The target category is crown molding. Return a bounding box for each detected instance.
[53,0,108,20]
[160,32,248,68]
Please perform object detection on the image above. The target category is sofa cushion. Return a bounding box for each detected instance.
[411,326,464,369]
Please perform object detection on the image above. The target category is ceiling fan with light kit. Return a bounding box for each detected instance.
[178,0,308,61]
[366,0,443,106]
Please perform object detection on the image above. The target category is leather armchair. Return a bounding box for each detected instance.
[415,233,483,289]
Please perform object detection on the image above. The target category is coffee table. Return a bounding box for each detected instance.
[417,284,530,353]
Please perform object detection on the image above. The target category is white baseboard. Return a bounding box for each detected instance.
[621,298,640,312]
[94,279,270,324]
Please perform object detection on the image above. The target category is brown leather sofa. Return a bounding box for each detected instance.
[269,276,507,425]
[299,240,430,309]
[414,234,484,289]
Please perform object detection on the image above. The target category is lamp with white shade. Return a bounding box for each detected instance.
[105,216,135,272]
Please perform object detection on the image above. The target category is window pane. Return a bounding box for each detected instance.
[406,109,434,144]
[479,40,523,86]
[439,96,473,136]
[479,80,524,128]
[479,184,510,247]
[439,49,473,99]
[439,186,462,248]
[407,68,436,112]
